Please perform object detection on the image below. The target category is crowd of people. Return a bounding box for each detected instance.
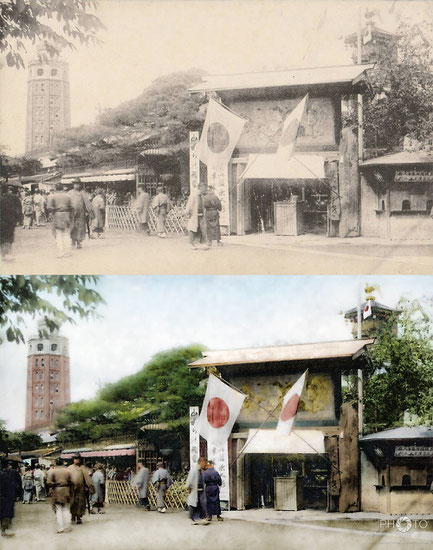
[0,454,223,537]
[0,177,224,261]
[0,178,107,261]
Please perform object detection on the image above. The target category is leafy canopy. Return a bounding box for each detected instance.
[0,419,43,454]
[363,297,433,433]
[1,0,105,69]
[54,345,206,443]
[0,275,104,344]
[363,20,433,153]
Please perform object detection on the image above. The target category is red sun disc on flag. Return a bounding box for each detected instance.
[207,397,230,428]
[280,118,300,147]
[207,122,230,153]
[280,394,300,422]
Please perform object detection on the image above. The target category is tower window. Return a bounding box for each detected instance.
[56,372,60,380]
[40,398,44,406]
[55,386,59,393]
[41,84,45,91]
[51,69,57,76]
[55,360,59,367]
[51,344,57,351]
[37,344,43,351]
[35,359,38,366]
[34,410,38,417]
[37,69,43,76]
[50,372,54,380]
[34,385,38,393]
[40,410,44,418]
[34,397,38,406]
[41,359,44,366]
[41,384,44,391]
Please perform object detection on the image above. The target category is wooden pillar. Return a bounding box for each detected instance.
[338,402,360,512]
[236,438,245,510]
[339,127,360,237]
[325,160,340,237]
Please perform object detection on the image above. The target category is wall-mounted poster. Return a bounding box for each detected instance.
[231,373,336,425]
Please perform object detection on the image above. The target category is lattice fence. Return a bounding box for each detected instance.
[106,205,187,235]
[105,480,188,510]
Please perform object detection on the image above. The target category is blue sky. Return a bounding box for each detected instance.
[1,275,432,430]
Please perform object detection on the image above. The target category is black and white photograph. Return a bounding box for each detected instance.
[1,1,433,550]
[0,0,432,274]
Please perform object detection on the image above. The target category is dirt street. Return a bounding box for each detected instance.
[2,500,432,550]
[2,226,433,275]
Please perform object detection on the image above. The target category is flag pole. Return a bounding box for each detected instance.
[357,282,364,435]
[229,396,285,468]
[221,372,342,474]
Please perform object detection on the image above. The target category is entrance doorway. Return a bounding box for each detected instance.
[249,179,330,235]
[245,454,329,509]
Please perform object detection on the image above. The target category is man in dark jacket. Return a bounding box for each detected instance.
[0,184,21,262]
[0,460,19,537]
[203,460,223,522]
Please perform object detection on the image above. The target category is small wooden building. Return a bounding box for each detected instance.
[190,64,373,237]
[360,427,433,514]
[359,151,433,240]
[190,339,374,511]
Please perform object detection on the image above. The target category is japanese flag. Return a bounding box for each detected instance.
[197,98,247,171]
[363,301,372,319]
[276,371,307,436]
[197,374,246,447]
[276,95,308,162]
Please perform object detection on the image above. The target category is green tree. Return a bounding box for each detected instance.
[363,20,433,154]
[0,275,104,344]
[54,345,206,443]
[363,297,433,433]
[0,420,43,454]
[0,0,104,69]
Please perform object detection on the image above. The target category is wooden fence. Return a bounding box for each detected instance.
[106,205,188,235]
[105,479,188,509]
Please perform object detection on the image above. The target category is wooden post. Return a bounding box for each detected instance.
[236,438,245,510]
[338,403,360,512]
[339,127,360,237]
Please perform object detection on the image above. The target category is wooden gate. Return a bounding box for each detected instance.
[106,205,187,235]
[106,479,188,509]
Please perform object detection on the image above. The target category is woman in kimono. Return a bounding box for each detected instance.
[22,468,34,504]
[90,464,105,514]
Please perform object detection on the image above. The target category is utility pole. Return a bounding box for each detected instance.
[357,282,364,436]
[357,6,364,163]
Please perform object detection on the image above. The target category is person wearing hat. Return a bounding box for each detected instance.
[135,184,151,235]
[151,184,171,238]
[46,183,73,258]
[0,184,21,262]
[47,458,73,533]
[203,460,223,522]
[22,190,34,229]
[67,454,94,524]
[68,178,92,248]
[90,463,105,514]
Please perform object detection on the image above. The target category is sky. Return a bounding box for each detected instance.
[0,0,430,155]
[1,274,432,431]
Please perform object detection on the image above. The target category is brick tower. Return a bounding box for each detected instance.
[25,320,71,431]
[25,47,71,155]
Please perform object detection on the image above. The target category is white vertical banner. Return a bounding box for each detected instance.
[189,131,200,192]
[208,166,229,229]
[189,406,200,467]
[207,440,229,502]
